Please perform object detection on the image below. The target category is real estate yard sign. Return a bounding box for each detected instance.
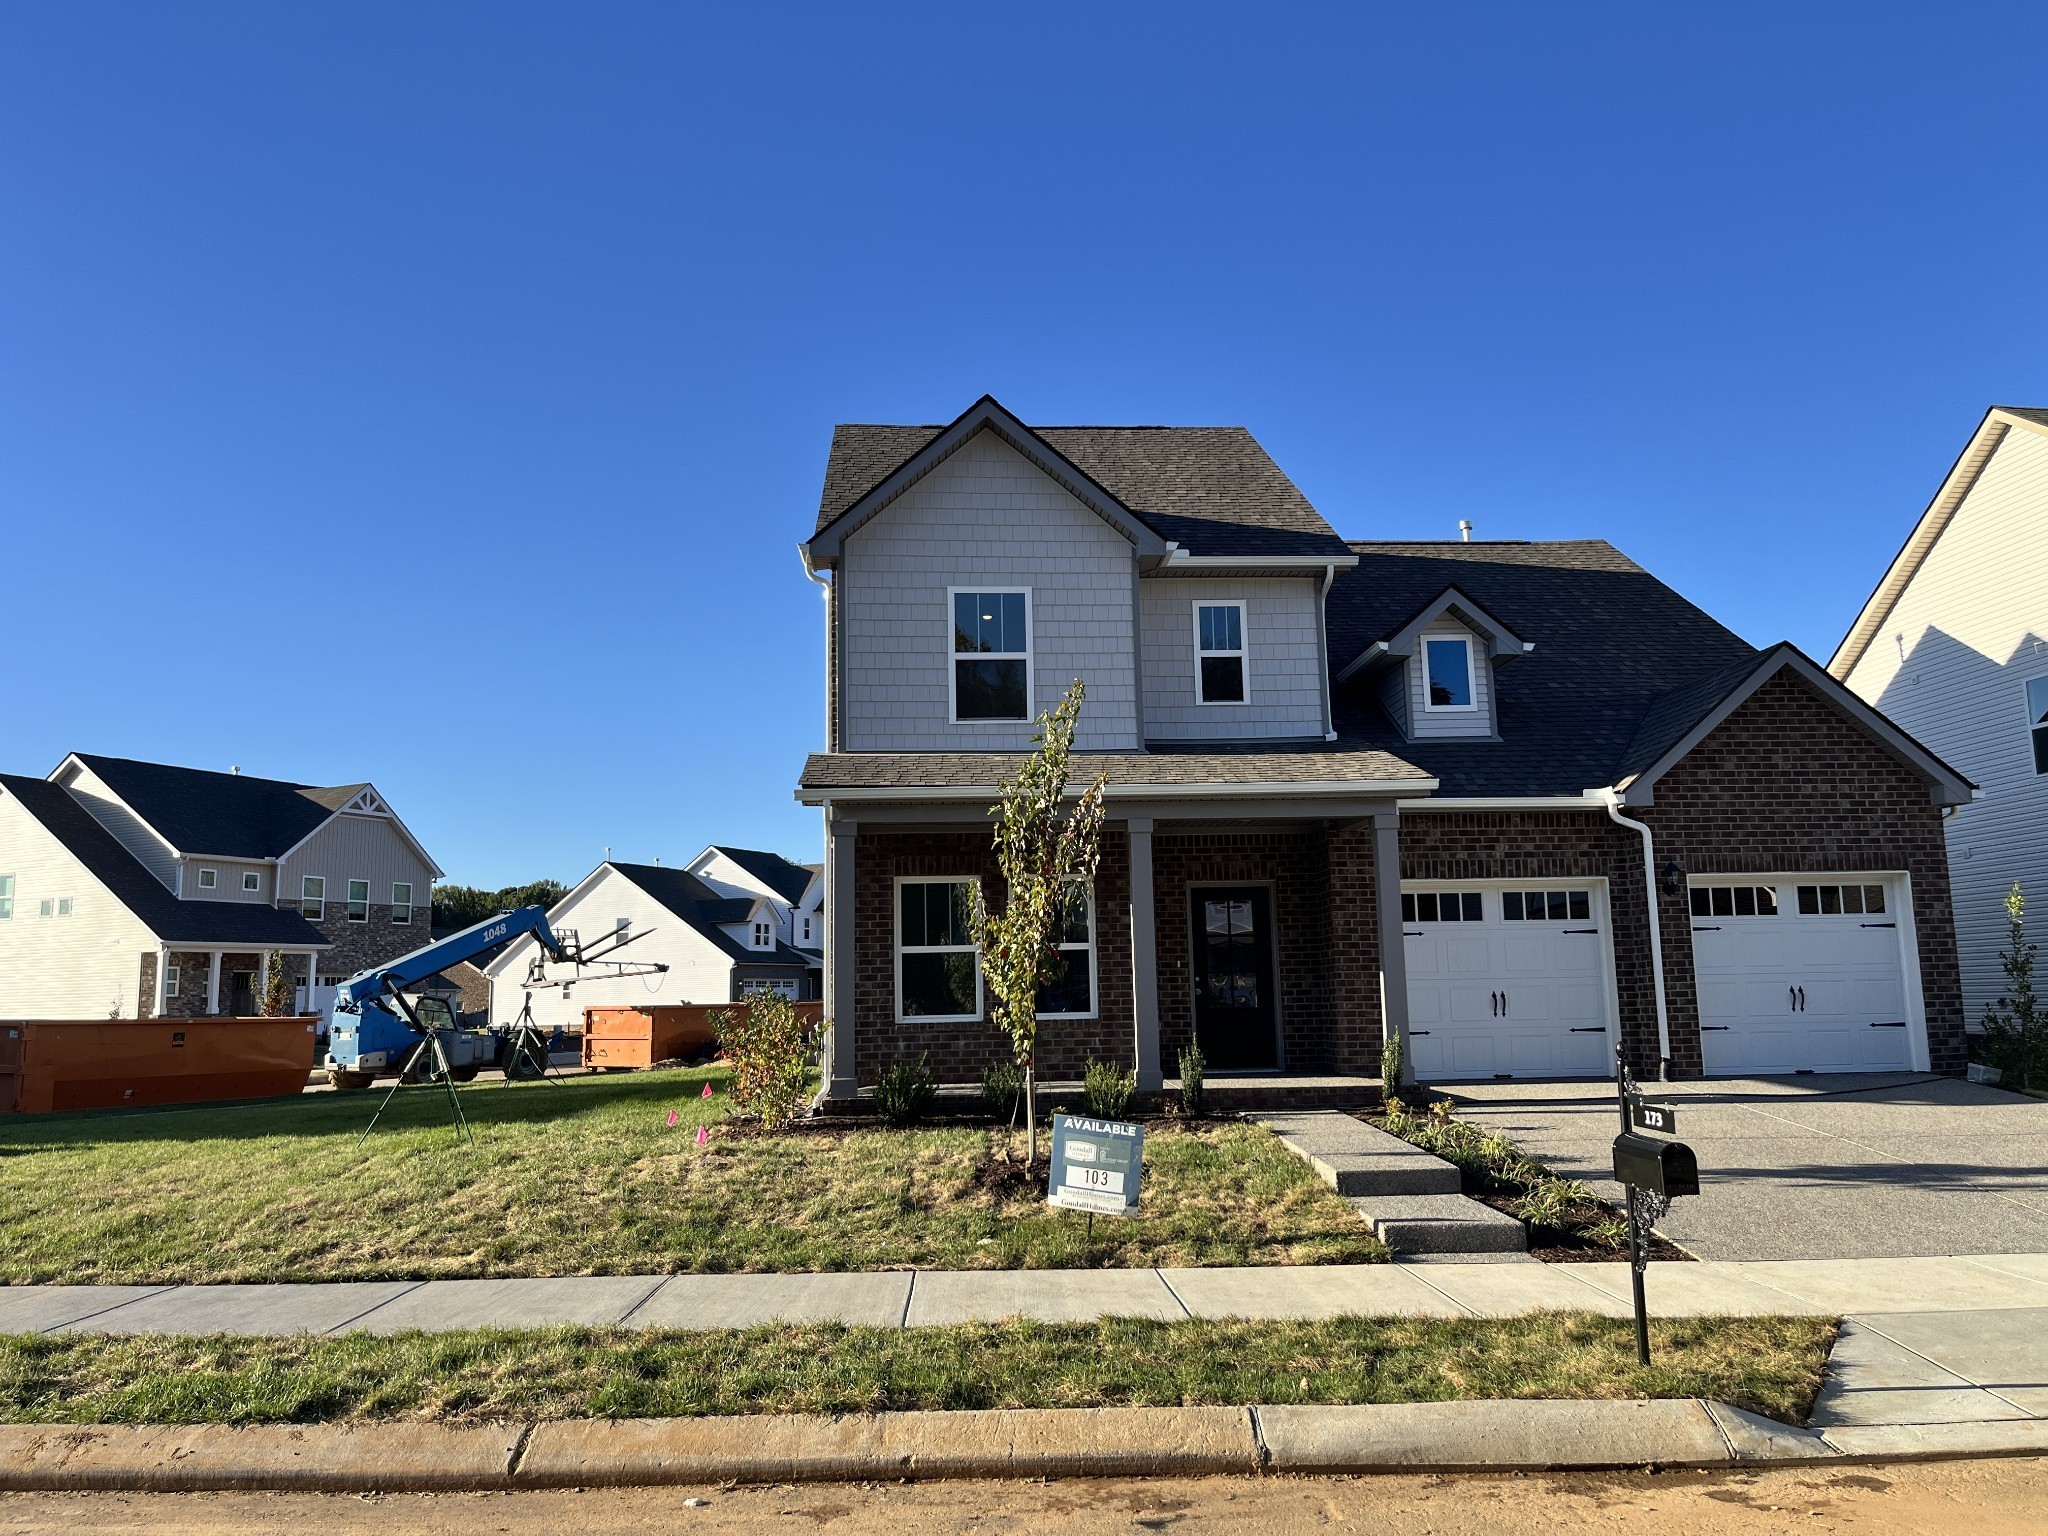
[1048,1112,1144,1216]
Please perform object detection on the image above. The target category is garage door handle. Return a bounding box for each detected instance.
[1409,1030,1432,1036]
[1569,1027,1605,1033]
[1861,922,1896,929]
[1702,1025,1731,1031]
[1693,925,1720,932]
[1870,1021,1907,1028]
[1563,927,1599,934]
[1404,931,1424,938]
[1798,986,1806,1010]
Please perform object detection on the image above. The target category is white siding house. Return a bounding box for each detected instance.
[1833,406,2048,1023]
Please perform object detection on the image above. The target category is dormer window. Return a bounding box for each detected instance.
[753,921,773,948]
[1424,636,1474,710]
[1195,602,1248,704]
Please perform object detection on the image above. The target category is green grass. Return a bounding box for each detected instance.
[0,1068,1384,1283]
[0,1315,1838,1426]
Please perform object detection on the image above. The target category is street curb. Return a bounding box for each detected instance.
[1,1403,2043,1491]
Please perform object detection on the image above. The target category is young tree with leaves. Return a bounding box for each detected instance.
[1983,881,2047,1089]
[257,951,296,1017]
[968,678,1108,1167]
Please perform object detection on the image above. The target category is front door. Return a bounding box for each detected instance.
[228,971,256,1016]
[1190,888,1279,1071]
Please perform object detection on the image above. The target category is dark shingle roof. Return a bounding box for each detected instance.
[1326,541,1761,798]
[800,745,1430,793]
[816,422,1352,558]
[1,775,332,947]
[606,863,815,967]
[708,845,816,905]
[1996,405,2048,430]
[67,754,354,858]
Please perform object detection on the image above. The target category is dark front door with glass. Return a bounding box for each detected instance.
[1190,888,1279,1070]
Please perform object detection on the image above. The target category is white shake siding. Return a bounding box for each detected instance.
[0,793,158,1018]
[1139,576,1326,740]
[1843,424,2048,1021]
[280,815,435,912]
[55,765,178,891]
[839,432,1141,752]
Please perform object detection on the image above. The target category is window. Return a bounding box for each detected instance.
[347,880,369,922]
[1423,636,1474,709]
[1796,883,1887,917]
[38,899,53,917]
[2030,678,2048,774]
[301,876,325,918]
[1194,602,1247,704]
[197,868,216,889]
[392,883,413,925]
[56,898,72,917]
[1503,889,1593,922]
[318,974,345,989]
[165,965,180,999]
[1038,882,1096,1018]
[897,878,981,1020]
[799,914,814,944]
[951,590,1030,722]
[242,871,260,893]
[1689,885,1779,918]
[0,875,12,920]
[1402,891,1484,923]
[753,921,773,948]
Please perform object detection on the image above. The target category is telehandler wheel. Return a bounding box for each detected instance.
[327,1069,375,1092]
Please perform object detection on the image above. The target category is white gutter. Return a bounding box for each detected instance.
[800,545,833,752]
[1397,795,1605,812]
[1160,549,1361,572]
[797,777,1440,806]
[1598,787,1672,1080]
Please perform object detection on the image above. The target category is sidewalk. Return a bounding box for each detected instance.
[7,1252,2048,1335]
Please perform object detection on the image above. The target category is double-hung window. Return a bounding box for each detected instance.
[2029,677,2048,774]
[753,920,772,948]
[1195,602,1247,704]
[392,882,413,925]
[165,965,180,999]
[1424,636,1474,709]
[301,876,325,918]
[897,878,981,1021]
[347,880,369,923]
[1037,881,1096,1018]
[0,875,12,920]
[951,590,1030,722]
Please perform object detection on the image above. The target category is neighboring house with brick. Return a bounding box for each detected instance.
[794,395,1973,1094]
[0,754,442,1019]
[482,846,821,1031]
[1833,405,2048,1026]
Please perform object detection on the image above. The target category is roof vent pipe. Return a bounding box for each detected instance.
[230,765,240,775]
[1458,520,1473,542]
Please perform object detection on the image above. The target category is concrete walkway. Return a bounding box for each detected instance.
[10,1252,2048,1336]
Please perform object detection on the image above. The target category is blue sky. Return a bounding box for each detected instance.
[6,4,2046,888]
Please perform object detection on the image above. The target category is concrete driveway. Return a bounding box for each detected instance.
[1444,1074,2048,1261]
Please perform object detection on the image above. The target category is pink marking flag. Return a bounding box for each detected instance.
[695,1125,709,1147]
[666,1109,679,1128]
[702,1081,714,1099]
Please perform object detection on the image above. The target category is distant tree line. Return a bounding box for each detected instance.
[431,880,570,933]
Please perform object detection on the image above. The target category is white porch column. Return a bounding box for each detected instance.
[206,952,223,1016]
[1372,808,1413,1086]
[154,945,171,1018]
[1127,816,1162,1092]
[824,811,858,1101]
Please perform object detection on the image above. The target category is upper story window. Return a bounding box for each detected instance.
[951,590,1030,722]
[753,920,773,948]
[347,879,369,922]
[1424,636,1475,710]
[897,877,981,1021]
[2029,677,2048,774]
[1195,602,1247,704]
[197,868,217,889]
[392,882,413,925]
[243,871,260,892]
[301,876,325,918]
[56,897,72,916]
[39,899,54,917]
[0,875,12,919]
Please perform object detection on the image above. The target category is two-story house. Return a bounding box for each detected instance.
[0,754,441,1020]
[1833,405,2048,1026]
[796,396,1973,1096]
[482,844,822,1031]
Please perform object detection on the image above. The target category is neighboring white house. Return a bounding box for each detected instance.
[1833,404,2048,1024]
[483,846,821,1032]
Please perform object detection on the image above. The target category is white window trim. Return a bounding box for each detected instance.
[392,882,413,925]
[946,586,1034,726]
[301,875,326,919]
[39,898,54,917]
[196,868,217,889]
[0,873,14,920]
[165,964,181,999]
[894,874,984,1024]
[1421,633,1480,713]
[242,870,261,892]
[2027,675,2048,773]
[1039,879,1099,1020]
[346,879,370,923]
[1192,600,1250,706]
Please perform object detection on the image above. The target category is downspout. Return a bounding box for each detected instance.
[1600,788,1672,1080]
[800,545,833,752]
[1317,561,1339,742]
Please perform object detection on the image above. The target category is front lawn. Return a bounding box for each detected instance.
[0,1314,1837,1425]
[0,1068,1384,1284]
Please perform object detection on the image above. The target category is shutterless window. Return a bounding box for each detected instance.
[0,875,12,919]
[2029,677,2048,774]
[38,899,53,917]
[1424,636,1474,709]
[754,921,772,947]
[392,882,413,925]
[1690,885,1779,918]
[301,876,325,918]
[898,879,980,1020]
[242,871,260,892]
[1038,881,1096,1018]
[56,898,72,916]
[1195,602,1247,704]
[952,591,1029,722]
[166,965,180,999]
[347,880,369,922]
[197,868,216,889]
[1503,889,1592,922]
[1402,892,1483,923]
[1796,883,1887,916]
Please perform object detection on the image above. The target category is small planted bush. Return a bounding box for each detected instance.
[1083,1056,1138,1121]
[982,1058,1023,1125]
[874,1053,938,1128]
[711,992,823,1129]
[1177,1041,1206,1119]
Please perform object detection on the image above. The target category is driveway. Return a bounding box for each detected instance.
[1444,1074,2048,1261]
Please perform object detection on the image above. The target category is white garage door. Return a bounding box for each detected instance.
[1402,883,1614,1081]
[1690,878,1915,1074]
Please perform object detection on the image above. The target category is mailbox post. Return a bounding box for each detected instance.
[1612,1045,1698,1365]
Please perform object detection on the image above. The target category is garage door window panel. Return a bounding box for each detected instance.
[1502,890,1591,922]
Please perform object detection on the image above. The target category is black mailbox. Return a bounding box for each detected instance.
[1612,1132,1700,1198]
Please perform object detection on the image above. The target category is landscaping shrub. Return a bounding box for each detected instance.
[712,993,822,1129]
[1083,1057,1137,1120]
[1980,882,2048,1090]
[874,1054,937,1127]
[982,1059,1023,1124]
[1177,1041,1205,1119]
[1380,1100,1627,1248]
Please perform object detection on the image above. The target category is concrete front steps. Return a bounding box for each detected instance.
[1249,1111,1528,1258]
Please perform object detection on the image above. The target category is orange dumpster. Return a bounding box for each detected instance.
[0,1016,320,1114]
[581,1001,821,1070]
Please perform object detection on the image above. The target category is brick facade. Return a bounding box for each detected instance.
[291,900,422,979]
